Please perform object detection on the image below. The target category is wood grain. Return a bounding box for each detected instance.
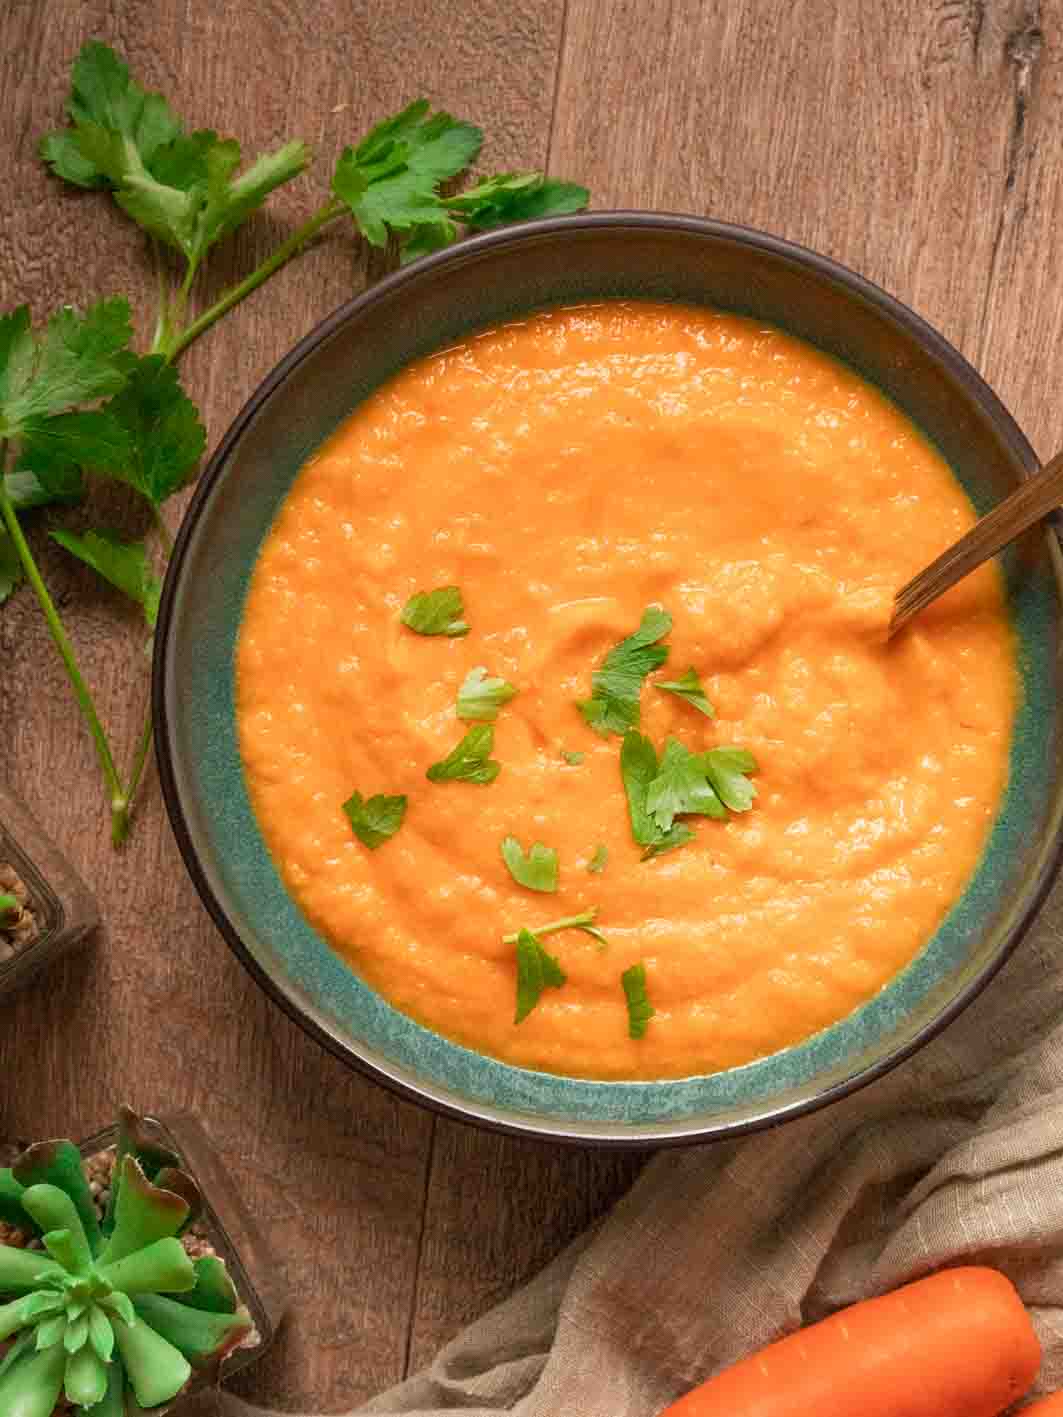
[5,0,1063,1408]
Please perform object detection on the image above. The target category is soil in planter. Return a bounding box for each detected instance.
[0,1147,260,1414]
[0,863,38,959]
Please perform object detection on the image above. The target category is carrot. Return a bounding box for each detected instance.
[659,1266,1040,1417]
[1021,1397,1063,1414]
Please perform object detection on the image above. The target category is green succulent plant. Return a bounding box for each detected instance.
[0,1109,253,1415]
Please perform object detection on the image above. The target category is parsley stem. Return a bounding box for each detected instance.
[163,200,346,362]
[0,459,126,828]
[152,505,174,560]
[502,908,600,945]
[119,708,155,830]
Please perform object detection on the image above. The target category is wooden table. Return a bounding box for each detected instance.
[2,1,1060,1408]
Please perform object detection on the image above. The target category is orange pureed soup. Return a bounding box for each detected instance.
[236,302,1015,1081]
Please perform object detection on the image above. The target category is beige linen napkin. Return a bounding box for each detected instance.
[213,873,1063,1417]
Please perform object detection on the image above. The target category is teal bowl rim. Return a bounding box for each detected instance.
[153,211,1063,1147]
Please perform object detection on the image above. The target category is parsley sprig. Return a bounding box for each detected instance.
[514,929,566,1023]
[426,725,501,784]
[4,39,590,845]
[622,962,655,1039]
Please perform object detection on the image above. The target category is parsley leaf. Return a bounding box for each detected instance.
[40,41,182,189]
[619,730,698,860]
[332,101,482,249]
[502,907,606,947]
[342,791,408,849]
[577,606,672,736]
[401,585,468,637]
[42,43,308,271]
[587,845,609,874]
[0,532,21,605]
[426,724,500,784]
[0,300,133,436]
[102,355,206,507]
[657,666,715,719]
[500,837,558,893]
[560,749,584,766]
[51,529,161,627]
[446,172,590,229]
[514,928,566,1023]
[645,739,727,832]
[457,666,517,722]
[704,746,759,812]
[622,962,655,1039]
[4,460,85,510]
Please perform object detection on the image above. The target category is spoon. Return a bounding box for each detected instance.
[889,451,1063,638]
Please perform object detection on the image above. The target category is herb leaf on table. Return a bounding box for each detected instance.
[50,529,161,627]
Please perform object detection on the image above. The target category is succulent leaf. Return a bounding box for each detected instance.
[17,1293,64,1323]
[0,1296,37,1341]
[64,1341,109,1408]
[110,1311,191,1408]
[88,1303,115,1363]
[0,1337,66,1417]
[13,1143,102,1256]
[102,1110,182,1239]
[21,1185,92,1273]
[63,1311,89,1353]
[182,1255,238,1314]
[34,1314,66,1350]
[96,1156,189,1266]
[132,1292,253,1368]
[0,1329,34,1381]
[95,1362,124,1417]
[97,1236,196,1297]
[0,1169,29,1231]
[0,1246,64,1294]
[98,1291,135,1326]
[152,1167,202,1233]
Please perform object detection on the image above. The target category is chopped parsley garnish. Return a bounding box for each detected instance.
[587,845,609,874]
[426,724,500,784]
[457,665,517,721]
[645,739,728,832]
[577,606,672,736]
[502,908,607,947]
[342,791,407,849]
[561,749,584,766]
[657,666,715,718]
[500,836,558,893]
[704,746,759,812]
[622,962,655,1039]
[514,928,566,1023]
[620,730,756,859]
[401,585,468,637]
[619,730,694,857]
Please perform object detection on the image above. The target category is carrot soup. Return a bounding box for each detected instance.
[236,301,1015,1081]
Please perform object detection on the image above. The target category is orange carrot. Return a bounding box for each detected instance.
[659,1267,1039,1417]
[1021,1397,1063,1414]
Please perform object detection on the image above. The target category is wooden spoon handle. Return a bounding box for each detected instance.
[889,450,1063,638]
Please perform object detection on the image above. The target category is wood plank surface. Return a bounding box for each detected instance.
[4,0,1063,1410]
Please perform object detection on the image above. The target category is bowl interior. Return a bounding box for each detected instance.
[155,216,1063,1144]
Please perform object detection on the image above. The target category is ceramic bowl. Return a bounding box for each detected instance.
[153,213,1063,1146]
